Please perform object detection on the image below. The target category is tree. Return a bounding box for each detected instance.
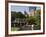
[35,9,41,25]
[11,11,26,19]
[16,12,26,18]
[33,9,41,30]
[27,16,36,25]
[11,11,17,21]
[11,16,15,21]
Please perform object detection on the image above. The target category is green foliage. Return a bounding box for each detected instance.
[35,10,41,25]
[34,10,41,30]
[11,27,20,31]
[26,9,41,30]
[11,9,41,30]
[11,11,26,21]
[11,11,26,18]
[27,16,36,25]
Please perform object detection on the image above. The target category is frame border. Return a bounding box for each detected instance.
[5,0,45,37]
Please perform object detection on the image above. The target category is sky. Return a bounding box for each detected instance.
[11,6,29,14]
[11,5,40,14]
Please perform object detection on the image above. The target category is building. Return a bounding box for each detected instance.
[28,7,36,16]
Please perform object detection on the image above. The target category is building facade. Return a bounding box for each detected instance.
[28,7,36,16]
